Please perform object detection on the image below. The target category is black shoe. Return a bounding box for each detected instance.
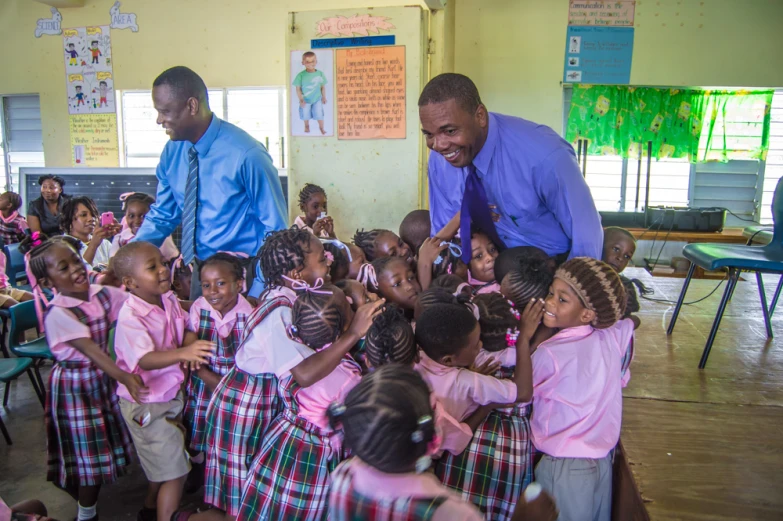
[137,507,157,521]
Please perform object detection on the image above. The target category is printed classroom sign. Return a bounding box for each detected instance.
[336,46,406,140]
[63,26,115,115]
[568,0,635,26]
[316,14,395,37]
[563,26,634,84]
[69,114,120,167]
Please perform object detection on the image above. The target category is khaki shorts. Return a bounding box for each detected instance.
[120,390,191,482]
[0,286,31,307]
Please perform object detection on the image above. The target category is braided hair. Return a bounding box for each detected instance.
[122,192,155,211]
[59,196,99,235]
[353,229,383,261]
[298,183,327,211]
[431,240,466,280]
[500,255,554,310]
[0,191,23,213]
[431,274,473,297]
[199,252,244,281]
[327,364,435,474]
[473,293,518,352]
[292,286,347,349]
[365,305,416,367]
[258,228,314,290]
[19,232,82,284]
[323,242,349,282]
[414,286,473,320]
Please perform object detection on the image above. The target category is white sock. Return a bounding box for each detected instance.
[77,502,97,520]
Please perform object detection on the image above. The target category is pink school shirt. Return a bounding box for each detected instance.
[44,285,128,362]
[294,215,329,238]
[188,294,254,337]
[0,252,8,288]
[0,211,28,233]
[110,227,180,261]
[530,319,635,459]
[114,291,188,403]
[234,286,313,376]
[345,458,484,521]
[431,393,473,456]
[415,351,517,422]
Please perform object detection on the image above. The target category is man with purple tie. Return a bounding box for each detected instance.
[419,73,602,262]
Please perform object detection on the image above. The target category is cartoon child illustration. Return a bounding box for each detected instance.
[74,85,85,106]
[293,51,328,135]
[90,40,101,64]
[65,43,78,66]
[99,80,109,107]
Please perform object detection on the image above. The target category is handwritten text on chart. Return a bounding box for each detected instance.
[568,0,635,26]
[336,46,406,140]
[69,114,119,166]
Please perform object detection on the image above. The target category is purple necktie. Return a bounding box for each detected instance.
[459,164,506,264]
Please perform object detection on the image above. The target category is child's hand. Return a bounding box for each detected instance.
[322,216,335,236]
[93,222,120,241]
[418,237,448,266]
[180,340,215,365]
[121,373,149,403]
[299,99,306,108]
[520,298,545,344]
[312,217,329,237]
[322,95,327,104]
[347,299,385,338]
[470,357,501,376]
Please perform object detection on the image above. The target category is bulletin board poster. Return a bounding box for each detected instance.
[335,46,406,140]
[290,49,335,137]
[62,26,115,115]
[568,1,635,26]
[69,114,120,167]
[563,26,634,84]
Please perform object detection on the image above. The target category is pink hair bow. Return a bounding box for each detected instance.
[30,231,43,248]
[118,192,135,210]
[169,255,184,284]
[324,251,334,264]
[282,276,332,295]
[356,263,377,290]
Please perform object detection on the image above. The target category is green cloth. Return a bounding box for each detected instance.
[565,85,773,162]
[293,69,327,104]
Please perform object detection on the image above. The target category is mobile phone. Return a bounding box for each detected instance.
[100,212,114,227]
[319,211,327,219]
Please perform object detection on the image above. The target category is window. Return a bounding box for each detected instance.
[761,90,783,224]
[1,95,46,191]
[119,88,286,170]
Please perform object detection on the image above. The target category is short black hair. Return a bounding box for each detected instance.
[399,210,430,254]
[328,364,434,474]
[365,305,416,367]
[122,192,155,211]
[0,191,22,212]
[99,81,107,86]
[199,252,245,282]
[59,196,98,234]
[153,66,210,108]
[604,226,636,244]
[112,241,154,280]
[415,303,477,360]
[494,246,552,290]
[418,73,482,114]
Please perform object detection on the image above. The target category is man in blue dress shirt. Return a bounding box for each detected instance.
[134,66,287,298]
[419,73,602,260]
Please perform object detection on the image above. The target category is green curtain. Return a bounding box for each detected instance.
[565,85,773,163]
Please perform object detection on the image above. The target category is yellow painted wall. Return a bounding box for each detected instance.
[0,0,427,168]
[454,0,783,133]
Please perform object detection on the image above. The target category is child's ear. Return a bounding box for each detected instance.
[287,268,302,281]
[439,354,456,367]
[121,275,135,289]
[39,276,53,289]
[580,308,596,325]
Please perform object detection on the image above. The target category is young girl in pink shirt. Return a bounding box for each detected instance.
[365,256,421,318]
[237,282,380,520]
[0,191,28,245]
[183,254,253,480]
[353,228,415,267]
[21,234,147,521]
[468,230,501,295]
[109,193,179,262]
[524,257,634,521]
[112,242,215,521]
[295,183,335,238]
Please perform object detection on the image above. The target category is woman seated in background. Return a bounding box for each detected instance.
[59,196,120,270]
[27,174,69,237]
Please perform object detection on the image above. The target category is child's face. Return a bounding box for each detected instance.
[375,231,414,267]
[347,244,367,279]
[42,243,89,295]
[91,42,98,49]
[543,278,595,329]
[376,258,421,310]
[0,195,13,215]
[469,233,498,283]
[293,235,330,286]
[123,244,171,303]
[71,203,96,237]
[302,193,327,226]
[172,267,192,300]
[200,262,242,317]
[340,279,379,311]
[602,231,636,274]
[441,322,482,368]
[125,201,150,235]
[76,86,82,92]
[303,55,317,71]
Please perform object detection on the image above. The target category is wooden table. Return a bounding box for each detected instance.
[626,227,749,244]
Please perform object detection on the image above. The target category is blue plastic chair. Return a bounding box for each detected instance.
[4,243,28,288]
[667,176,783,368]
[0,357,41,444]
[8,300,53,393]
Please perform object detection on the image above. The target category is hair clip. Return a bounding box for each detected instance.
[508,301,521,320]
[411,414,433,443]
[415,455,432,474]
[282,276,332,295]
[320,239,352,262]
[357,263,377,290]
[329,402,346,417]
[30,231,42,247]
[506,328,520,347]
[118,191,135,210]
[454,282,472,298]
[324,251,334,264]
[433,241,462,266]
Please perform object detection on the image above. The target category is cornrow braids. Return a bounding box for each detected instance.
[59,196,99,234]
[298,183,327,211]
[431,274,473,297]
[327,364,434,474]
[200,252,244,281]
[500,256,554,310]
[353,229,382,261]
[258,228,313,290]
[20,233,81,283]
[365,305,416,367]
[414,286,472,320]
[292,287,346,349]
[473,293,518,352]
[431,240,466,280]
[323,242,349,282]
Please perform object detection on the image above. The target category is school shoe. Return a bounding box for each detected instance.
[137,507,157,521]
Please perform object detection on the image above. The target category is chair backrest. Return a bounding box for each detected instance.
[771,176,783,247]
[9,300,41,349]
[4,243,26,286]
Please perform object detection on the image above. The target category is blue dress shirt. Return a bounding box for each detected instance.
[428,112,603,259]
[135,115,288,260]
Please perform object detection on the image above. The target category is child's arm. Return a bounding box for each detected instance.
[195,366,222,391]
[417,237,447,290]
[138,340,214,370]
[463,404,494,432]
[513,298,544,403]
[321,84,327,104]
[629,314,641,329]
[435,211,461,241]
[289,299,384,387]
[69,337,149,402]
[296,86,305,107]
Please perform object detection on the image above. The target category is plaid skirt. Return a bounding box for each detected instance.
[183,354,234,453]
[237,410,346,521]
[46,360,135,489]
[435,408,533,521]
[202,367,281,516]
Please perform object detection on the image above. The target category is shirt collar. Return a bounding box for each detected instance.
[541,324,595,345]
[126,291,178,316]
[471,112,499,179]
[417,350,457,376]
[49,284,104,308]
[0,211,19,224]
[350,458,452,498]
[193,114,221,157]
[200,294,253,325]
[267,285,297,305]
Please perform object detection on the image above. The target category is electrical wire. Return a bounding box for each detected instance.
[719,207,759,224]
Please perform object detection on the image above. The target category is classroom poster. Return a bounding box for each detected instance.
[69,114,120,167]
[563,26,634,84]
[335,46,406,140]
[62,26,115,115]
[290,49,335,137]
[568,0,635,26]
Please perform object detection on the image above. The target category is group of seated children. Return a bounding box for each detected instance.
[19,181,642,521]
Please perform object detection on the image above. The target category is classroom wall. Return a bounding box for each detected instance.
[453,0,783,134]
